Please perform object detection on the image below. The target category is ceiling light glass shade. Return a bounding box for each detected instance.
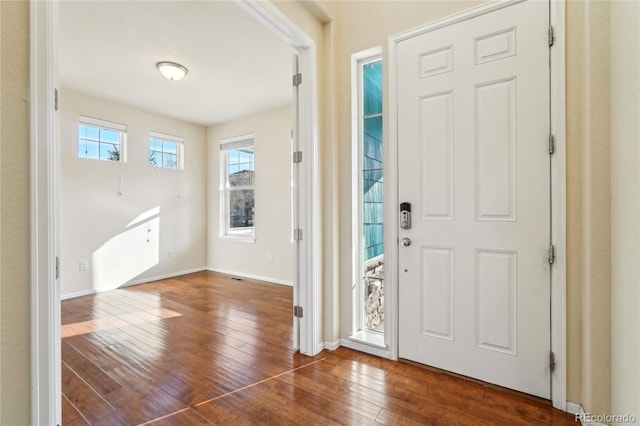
[156,61,188,81]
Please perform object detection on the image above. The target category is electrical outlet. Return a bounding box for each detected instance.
[168,250,175,257]
[79,260,89,271]
[267,252,274,262]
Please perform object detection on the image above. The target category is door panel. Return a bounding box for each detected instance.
[397,0,551,398]
[475,78,516,221]
[420,92,454,220]
[420,246,454,340]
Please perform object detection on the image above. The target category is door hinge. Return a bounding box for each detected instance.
[55,256,60,279]
[549,351,556,373]
[293,228,303,241]
[293,305,304,318]
[548,26,555,47]
[293,151,302,164]
[292,73,302,87]
[548,134,555,155]
[548,244,556,265]
[54,89,59,111]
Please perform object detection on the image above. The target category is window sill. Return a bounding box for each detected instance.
[342,330,389,358]
[348,329,385,348]
[219,235,256,244]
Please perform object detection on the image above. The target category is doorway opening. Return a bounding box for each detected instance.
[30,1,319,424]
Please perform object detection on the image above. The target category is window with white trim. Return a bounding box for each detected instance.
[149,132,184,169]
[220,135,255,240]
[78,116,126,162]
[352,49,384,343]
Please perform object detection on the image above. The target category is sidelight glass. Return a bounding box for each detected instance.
[361,59,384,333]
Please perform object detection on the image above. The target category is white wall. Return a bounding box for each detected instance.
[207,106,293,284]
[60,90,207,298]
[610,1,640,423]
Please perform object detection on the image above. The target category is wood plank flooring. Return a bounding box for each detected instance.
[62,271,577,425]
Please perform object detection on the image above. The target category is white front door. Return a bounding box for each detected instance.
[397,0,551,398]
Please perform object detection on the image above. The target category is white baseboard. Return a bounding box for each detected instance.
[206,267,293,287]
[567,402,610,426]
[61,288,105,300]
[567,401,583,417]
[126,267,207,286]
[60,267,207,300]
[323,339,340,351]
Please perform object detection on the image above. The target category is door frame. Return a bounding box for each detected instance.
[237,0,322,357]
[30,1,61,424]
[387,0,566,410]
[30,1,321,424]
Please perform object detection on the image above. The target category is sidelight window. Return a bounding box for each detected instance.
[352,49,384,343]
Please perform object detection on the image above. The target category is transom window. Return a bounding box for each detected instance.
[220,135,255,240]
[78,116,126,162]
[149,132,184,169]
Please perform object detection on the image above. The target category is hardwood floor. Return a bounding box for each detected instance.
[62,271,576,425]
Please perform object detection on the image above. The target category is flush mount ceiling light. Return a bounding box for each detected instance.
[156,61,188,81]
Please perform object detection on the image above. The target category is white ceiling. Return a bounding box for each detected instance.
[59,1,293,127]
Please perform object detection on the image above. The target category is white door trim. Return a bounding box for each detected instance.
[550,0,567,412]
[30,1,321,423]
[236,0,322,356]
[387,0,566,410]
[30,1,61,424]
[239,0,322,357]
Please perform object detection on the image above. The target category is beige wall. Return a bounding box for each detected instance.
[59,90,208,298]
[566,0,611,414]
[0,0,31,423]
[610,0,640,422]
[207,106,294,284]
